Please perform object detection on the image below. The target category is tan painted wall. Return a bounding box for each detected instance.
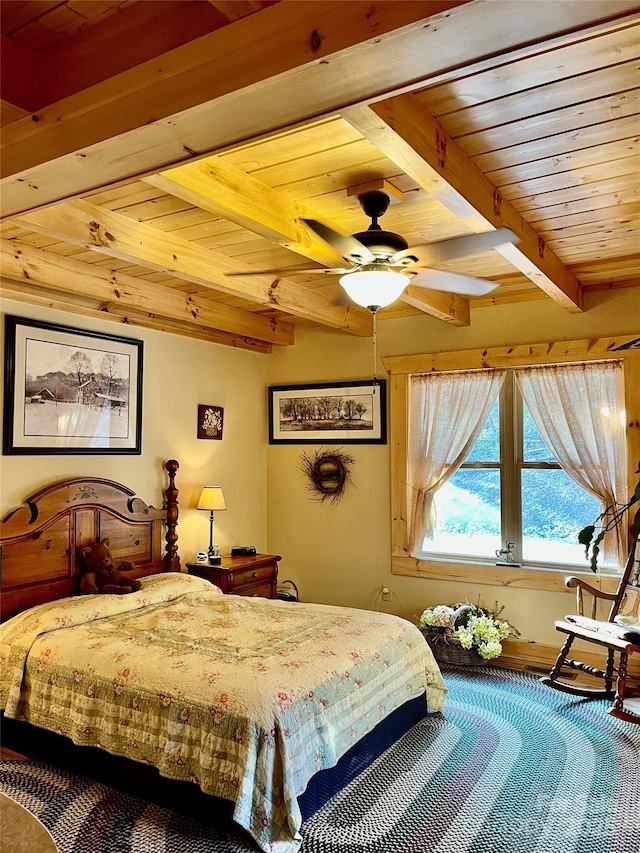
[265,289,640,649]
[2,289,639,656]
[0,298,268,562]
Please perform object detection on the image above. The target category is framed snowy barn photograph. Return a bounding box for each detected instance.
[3,316,143,455]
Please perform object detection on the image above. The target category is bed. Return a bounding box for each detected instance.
[0,461,447,853]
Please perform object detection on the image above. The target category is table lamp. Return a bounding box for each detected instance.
[197,486,226,563]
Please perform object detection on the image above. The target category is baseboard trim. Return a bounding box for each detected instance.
[521,663,577,679]
[501,638,640,678]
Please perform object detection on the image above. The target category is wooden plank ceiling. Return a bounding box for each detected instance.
[1,0,639,353]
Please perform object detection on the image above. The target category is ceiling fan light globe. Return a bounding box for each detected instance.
[339,268,409,310]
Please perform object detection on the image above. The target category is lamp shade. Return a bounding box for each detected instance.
[197,486,227,512]
[339,267,409,310]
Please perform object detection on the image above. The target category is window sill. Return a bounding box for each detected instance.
[391,555,622,594]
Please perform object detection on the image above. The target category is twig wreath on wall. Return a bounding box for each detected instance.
[197,405,224,440]
[300,448,355,504]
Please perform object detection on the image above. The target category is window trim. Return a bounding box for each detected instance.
[384,335,640,592]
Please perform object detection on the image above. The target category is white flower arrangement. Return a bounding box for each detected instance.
[202,407,223,436]
[419,601,518,661]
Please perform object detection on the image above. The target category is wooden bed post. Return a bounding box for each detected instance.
[164,459,180,572]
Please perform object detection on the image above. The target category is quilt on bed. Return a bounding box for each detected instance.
[0,573,447,853]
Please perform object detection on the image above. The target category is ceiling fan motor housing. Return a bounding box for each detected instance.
[354,190,408,259]
[353,229,408,258]
[359,189,392,220]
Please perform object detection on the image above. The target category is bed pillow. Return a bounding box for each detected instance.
[138,572,223,595]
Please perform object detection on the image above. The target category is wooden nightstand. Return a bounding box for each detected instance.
[186,553,281,598]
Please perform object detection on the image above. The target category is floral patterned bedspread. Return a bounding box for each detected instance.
[0,573,447,853]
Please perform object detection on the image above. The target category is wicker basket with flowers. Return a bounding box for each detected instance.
[419,601,519,666]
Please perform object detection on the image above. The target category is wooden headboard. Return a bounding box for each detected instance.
[0,459,180,621]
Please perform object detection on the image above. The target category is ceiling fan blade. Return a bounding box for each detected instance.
[302,218,375,264]
[225,266,347,277]
[409,268,499,296]
[612,337,640,351]
[393,228,519,267]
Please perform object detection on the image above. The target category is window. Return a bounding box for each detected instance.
[385,337,639,587]
[420,372,605,567]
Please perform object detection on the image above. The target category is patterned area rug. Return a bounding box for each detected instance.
[1,667,639,852]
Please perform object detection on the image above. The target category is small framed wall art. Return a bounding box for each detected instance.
[268,379,386,444]
[197,404,224,440]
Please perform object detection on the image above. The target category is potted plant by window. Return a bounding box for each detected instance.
[418,601,519,666]
[578,462,640,572]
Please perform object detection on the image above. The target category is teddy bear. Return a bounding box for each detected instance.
[77,538,142,595]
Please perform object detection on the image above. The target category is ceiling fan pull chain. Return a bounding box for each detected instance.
[372,308,378,390]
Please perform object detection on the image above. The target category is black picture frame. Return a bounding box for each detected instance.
[3,315,143,455]
[268,379,386,444]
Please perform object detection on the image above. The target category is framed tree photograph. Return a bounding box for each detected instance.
[268,380,386,444]
[3,315,143,455]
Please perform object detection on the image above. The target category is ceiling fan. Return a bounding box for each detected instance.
[226,189,520,311]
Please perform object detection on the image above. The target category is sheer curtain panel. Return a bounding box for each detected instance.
[407,369,506,557]
[515,361,627,567]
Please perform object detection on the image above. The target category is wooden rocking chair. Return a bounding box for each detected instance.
[540,533,640,723]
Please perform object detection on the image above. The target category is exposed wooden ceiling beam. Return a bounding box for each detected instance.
[0,2,462,187]
[0,35,42,113]
[0,238,293,347]
[145,157,346,269]
[14,199,372,335]
[39,1,231,107]
[584,278,640,292]
[208,1,270,22]
[1,3,231,116]
[1,99,30,127]
[344,98,584,312]
[4,1,635,216]
[0,277,273,354]
[146,158,472,326]
[401,287,470,326]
